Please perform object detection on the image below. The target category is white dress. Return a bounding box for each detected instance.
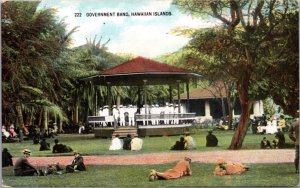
[131,137,143,151]
[109,137,123,150]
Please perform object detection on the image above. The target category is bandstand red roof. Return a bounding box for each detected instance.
[101,56,185,75]
[81,56,201,86]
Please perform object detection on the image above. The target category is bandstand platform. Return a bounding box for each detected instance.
[89,113,196,138]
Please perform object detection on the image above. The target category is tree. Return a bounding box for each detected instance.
[2,1,76,130]
[174,0,299,149]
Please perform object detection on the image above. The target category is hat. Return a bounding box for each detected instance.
[23,149,31,155]
[184,157,192,163]
[73,151,80,155]
[216,159,226,165]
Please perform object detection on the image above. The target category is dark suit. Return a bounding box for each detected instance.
[66,155,86,173]
[53,143,73,153]
[206,134,218,147]
[123,137,132,150]
[2,150,13,167]
[14,157,37,176]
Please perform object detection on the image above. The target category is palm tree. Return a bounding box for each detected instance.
[2,1,77,130]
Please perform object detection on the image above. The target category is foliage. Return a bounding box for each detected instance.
[173,0,299,149]
[1,1,76,128]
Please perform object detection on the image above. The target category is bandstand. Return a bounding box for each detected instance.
[80,56,201,138]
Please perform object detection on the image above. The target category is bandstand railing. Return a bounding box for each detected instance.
[87,113,196,128]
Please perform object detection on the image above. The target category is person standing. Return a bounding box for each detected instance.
[288,118,299,173]
[148,157,192,181]
[66,151,86,173]
[14,149,38,176]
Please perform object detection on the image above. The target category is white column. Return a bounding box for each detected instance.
[259,100,264,115]
[253,101,260,116]
[205,100,211,117]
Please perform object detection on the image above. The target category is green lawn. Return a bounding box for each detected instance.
[2,129,294,157]
[2,130,298,187]
[2,163,298,187]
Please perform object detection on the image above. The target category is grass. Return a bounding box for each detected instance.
[2,129,294,157]
[2,163,299,187]
[2,129,299,187]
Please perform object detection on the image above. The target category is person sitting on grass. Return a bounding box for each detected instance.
[272,131,285,149]
[131,135,143,151]
[170,137,186,150]
[39,138,51,151]
[275,130,286,148]
[206,130,218,147]
[184,132,196,150]
[52,139,73,153]
[148,157,192,181]
[14,149,40,176]
[109,134,123,150]
[260,137,271,149]
[2,148,13,167]
[123,134,132,150]
[66,151,86,173]
[213,159,249,176]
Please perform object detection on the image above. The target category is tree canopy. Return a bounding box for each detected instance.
[174,0,299,149]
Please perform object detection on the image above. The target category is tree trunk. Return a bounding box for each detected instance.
[59,118,63,133]
[227,98,234,129]
[38,111,42,128]
[74,105,79,125]
[43,109,48,131]
[229,80,250,150]
[116,94,121,109]
[15,103,24,129]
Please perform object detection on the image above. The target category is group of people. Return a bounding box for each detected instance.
[36,137,73,153]
[2,124,18,142]
[11,149,85,176]
[149,157,250,181]
[170,132,196,150]
[254,115,287,135]
[109,134,143,151]
[260,130,286,149]
[170,131,218,150]
[3,117,299,183]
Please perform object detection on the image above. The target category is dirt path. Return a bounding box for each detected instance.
[14,149,295,166]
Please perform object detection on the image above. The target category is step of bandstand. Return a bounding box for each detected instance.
[112,127,138,138]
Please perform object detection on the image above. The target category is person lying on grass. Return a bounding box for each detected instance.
[43,162,64,175]
[213,159,249,176]
[148,157,192,181]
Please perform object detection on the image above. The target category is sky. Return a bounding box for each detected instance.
[38,0,220,58]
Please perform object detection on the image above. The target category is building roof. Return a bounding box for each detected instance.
[101,56,185,75]
[81,56,201,86]
[178,85,227,100]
